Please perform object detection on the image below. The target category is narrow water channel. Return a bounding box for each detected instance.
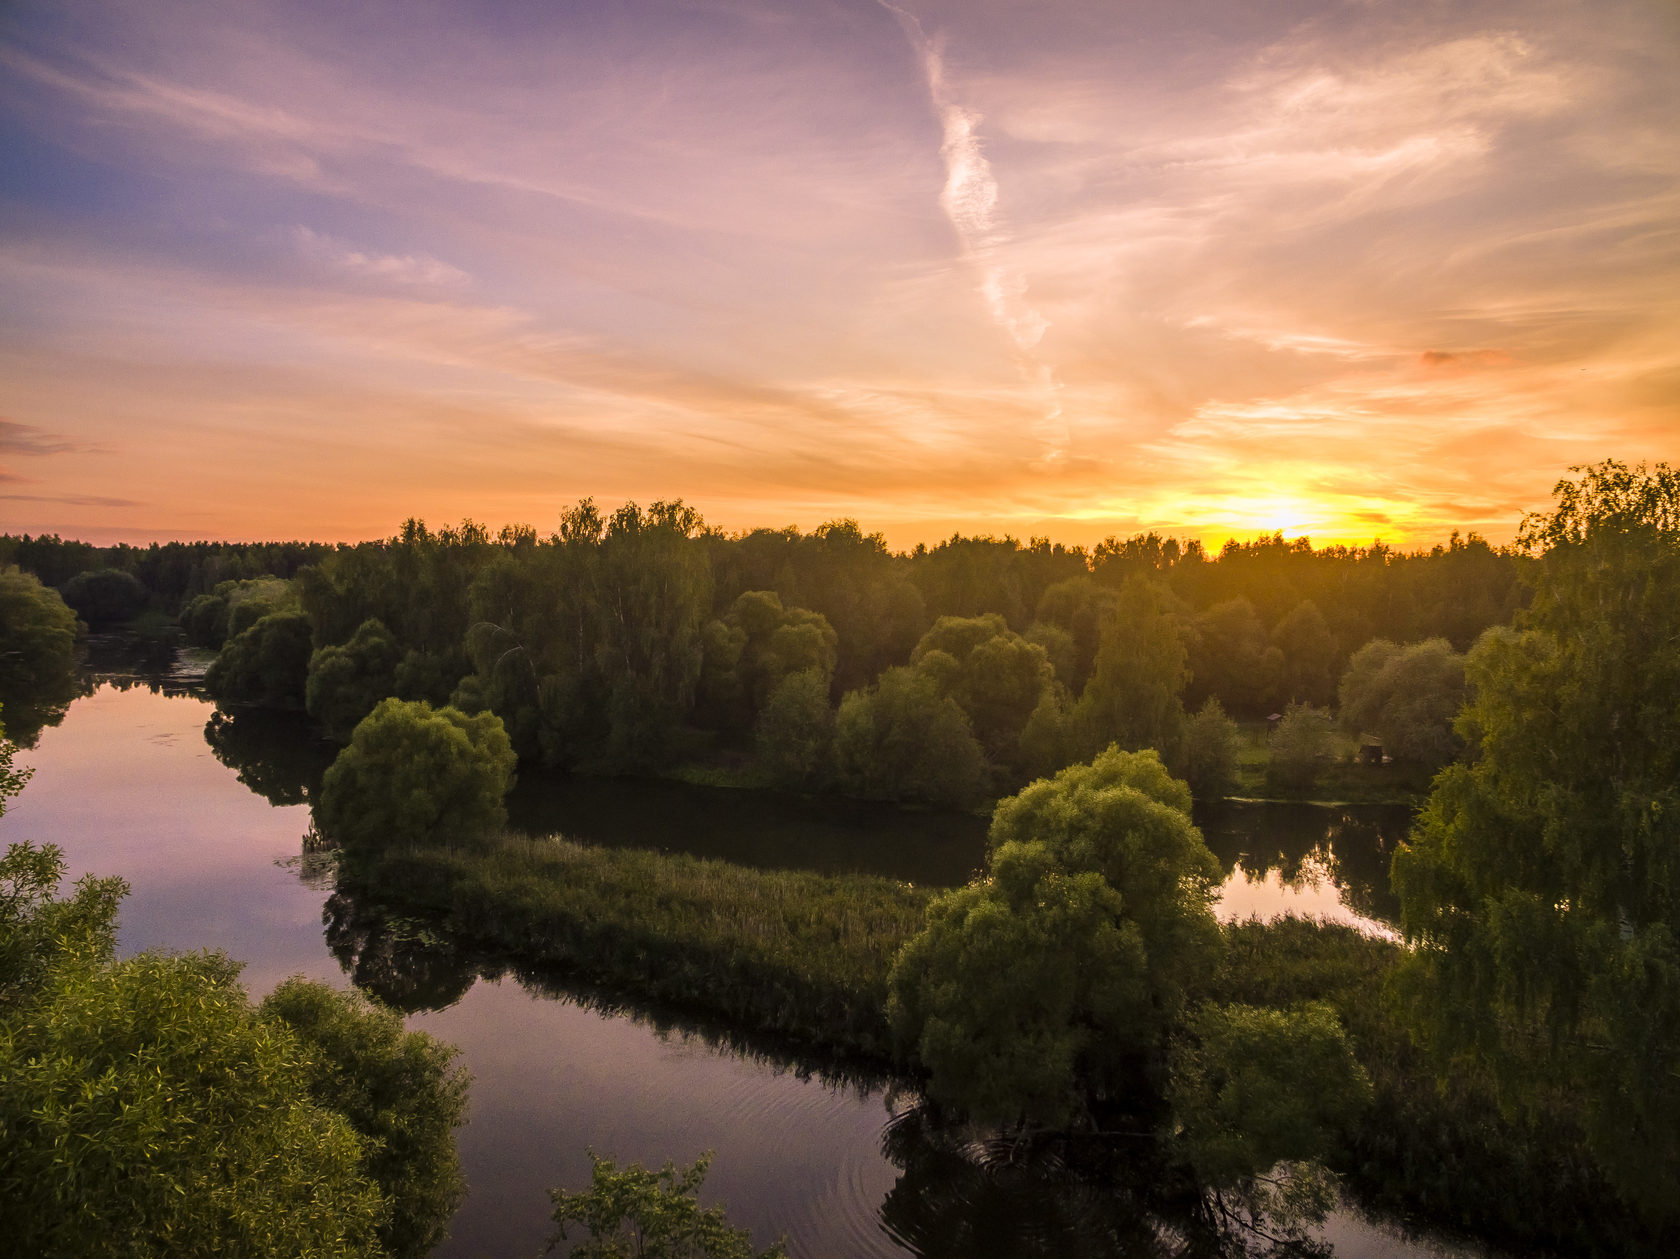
[4,673,1478,1258]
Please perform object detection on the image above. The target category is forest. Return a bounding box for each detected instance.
[0,506,1519,804]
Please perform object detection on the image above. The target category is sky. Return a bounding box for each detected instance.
[1,0,1676,549]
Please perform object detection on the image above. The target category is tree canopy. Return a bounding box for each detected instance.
[888,748,1222,1127]
[0,835,468,1259]
[547,1151,786,1259]
[317,698,516,852]
[1392,461,1680,1220]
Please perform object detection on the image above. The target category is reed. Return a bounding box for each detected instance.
[354,833,931,1060]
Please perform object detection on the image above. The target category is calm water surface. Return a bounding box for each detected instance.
[5,675,1474,1258]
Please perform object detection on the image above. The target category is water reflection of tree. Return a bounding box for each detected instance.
[879,1106,1333,1258]
[1195,802,1409,928]
[321,891,478,1014]
[203,707,335,806]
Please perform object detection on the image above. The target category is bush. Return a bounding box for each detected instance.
[59,568,146,627]
[317,699,516,851]
[205,609,314,710]
[754,669,833,789]
[307,618,402,741]
[833,667,985,808]
[1266,702,1334,793]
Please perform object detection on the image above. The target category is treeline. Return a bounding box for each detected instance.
[2,508,1520,800]
[0,534,334,619]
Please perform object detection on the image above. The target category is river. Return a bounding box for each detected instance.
[3,661,1478,1258]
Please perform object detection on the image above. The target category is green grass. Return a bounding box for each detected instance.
[354,834,931,1060]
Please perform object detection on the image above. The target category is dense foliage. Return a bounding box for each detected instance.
[1393,461,1680,1222]
[1337,637,1466,766]
[547,1152,786,1259]
[7,508,1527,805]
[318,699,516,852]
[0,566,81,744]
[887,746,1371,1243]
[0,841,468,1259]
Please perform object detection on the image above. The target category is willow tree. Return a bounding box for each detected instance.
[1393,461,1680,1221]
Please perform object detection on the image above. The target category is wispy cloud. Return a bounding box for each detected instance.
[876,1,1065,459]
[290,227,467,289]
[0,0,1674,546]
[0,417,92,455]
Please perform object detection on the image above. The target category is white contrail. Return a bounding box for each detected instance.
[876,1,1066,454]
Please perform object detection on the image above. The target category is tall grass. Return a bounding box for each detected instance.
[354,833,931,1060]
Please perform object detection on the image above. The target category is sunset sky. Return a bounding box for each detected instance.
[1,0,1676,549]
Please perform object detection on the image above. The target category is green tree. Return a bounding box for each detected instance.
[1071,579,1188,761]
[910,614,1056,777]
[307,618,403,742]
[206,608,315,710]
[1392,461,1680,1219]
[0,841,397,1258]
[754,670,833,789]
[593,501,713,770]
[260,979,470,1259]
[1168,1001,1371,1238]
[832,666,986,807]
[1337,637,1466,767]
[1183,597,1281,716]
[1266,702,1333,793]
[59,567,147,627]
[1270,599,1337,707]
[547,1151,786,1259]
[889,748,1222,1127]
[0,566,80,744]
[317,698,516,852]
[1178,697,1240,799]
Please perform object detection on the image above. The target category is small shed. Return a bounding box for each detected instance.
[1357,737,1385,766]
[1266,712,1283,736]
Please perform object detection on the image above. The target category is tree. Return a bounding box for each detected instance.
[1184,597,1280,716]
[832,666,986,808]
[1178,697,1240,799]
[1337,637,1466,767]
[754,670,833,789]
[1168,1001,1370,1240]
[1071,578,1188,761]
[317,698,516,852]
[259,979,470,1259]
[888,748,1222,1127]
[0,566,80,744]
[1392,461,1680,1221]
[0,842,399,1258]
[1270,599,1337,707]
[910,614,1056,776]
[205,608,314,710]
[307,618,403,742]
[59,567,147,627]
[1266,703,1333,793]
[547,1151,786,1259]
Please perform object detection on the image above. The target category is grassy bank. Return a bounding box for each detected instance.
[351,834,930,1060]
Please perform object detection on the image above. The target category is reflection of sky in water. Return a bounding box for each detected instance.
[1215,850,1401,942]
